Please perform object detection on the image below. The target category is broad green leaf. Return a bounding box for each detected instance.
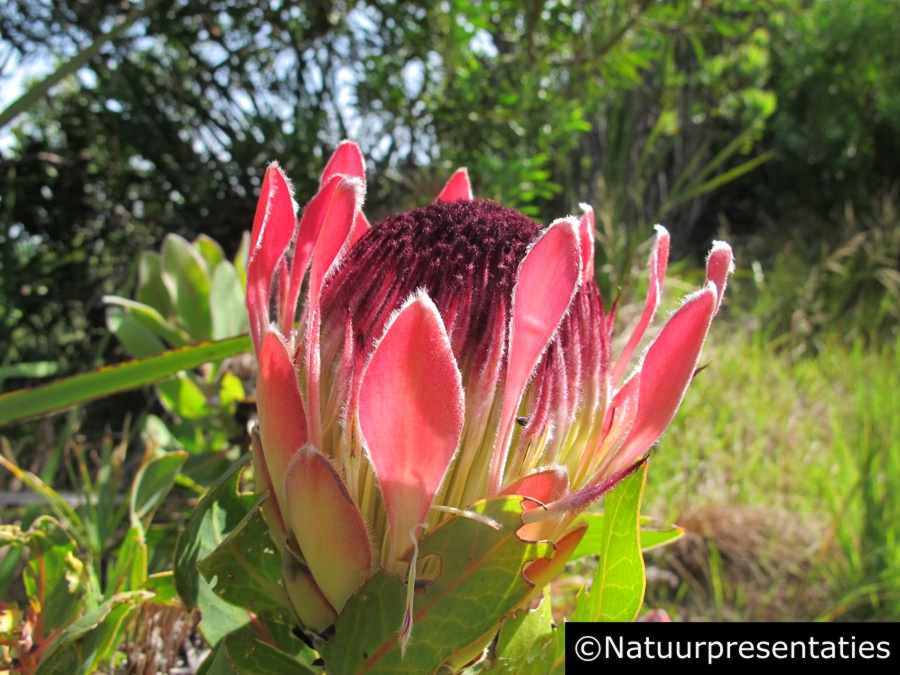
[130,450,188,524]
[572,463,647,622]
[197,498,289,615]
[0,334,251,427]
[492,590,556,675]
[162,233,213,342]
[174,453,256,646]
[136,250,174,318]
[35,591,151,675]
[194,234,226,275]
[106,308,167,358]
[210,262,249,340]
[157,373,211,419]
[104,296,188,348]
[319,497,555,674]
[204,633,317,675]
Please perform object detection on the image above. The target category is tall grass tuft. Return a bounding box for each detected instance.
[732,191,900,355]
[642,322,899,621]
[818,337,900,620]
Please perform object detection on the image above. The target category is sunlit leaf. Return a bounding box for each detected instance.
[211,263,249,340]
[130,450,188,525]
[162,233,213,342]
[492,590,557,675]
[0,335,251,427]
[104,296,188,349]
[174,453,256,646]
[106,308,167,358]
[35,591,151,675]
[197,498,290,615]
[570,514,683,559]
[204,633,318,675]
[104,522,147,595]
[157,373,211,419]
[572,463,647,622]
[319,497,555,674]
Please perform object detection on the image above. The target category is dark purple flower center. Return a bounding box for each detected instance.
[321,199,542,366]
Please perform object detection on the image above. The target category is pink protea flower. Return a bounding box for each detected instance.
[246,141,733,641]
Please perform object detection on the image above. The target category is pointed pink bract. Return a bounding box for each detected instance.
[490,218,582,495]
[256,330,307,520]
[611,225,670,385]
[500,467,569,508]
[358,292,465,564]
[436,168,474,202]
[247,163,296,352]
[614,283,717,470]
[284,445,372,612]
[280,176,361,336]
[321,140,366,187]
[705,241,734,312]
[578,204,595,277]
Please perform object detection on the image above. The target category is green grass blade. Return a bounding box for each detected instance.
[0,335,251,427]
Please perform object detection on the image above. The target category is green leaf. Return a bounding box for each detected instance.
[210,262,249,340]
[570,514,683,559]
[319,497,555,674]
[0,334,251,427]
[142,414,183,452]
[0,361,59,379]
[197,497,289,615]
[36,591,151,675]
[234,231,250,289]
[194,234,227,275]
[162,234,213,342]
[204,633,318,675]
[174,453,256,646]
[670,149,777,205]
[130,450,188,525]
[104,296,188,349]
[0,457,86,542]
[492,590,556,675]
[143,571,179,605]
[640,526,685,551]
[157,373,211,419]
[136,250,174,318]
[218,372,246,410]
[106,308,167,358]
[17,517,88,633]
[104,522,147,595]
[572,463,647,622]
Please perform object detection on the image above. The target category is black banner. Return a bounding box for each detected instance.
[566,622,899,673]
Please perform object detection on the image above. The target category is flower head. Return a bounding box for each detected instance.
[246,142,733,639]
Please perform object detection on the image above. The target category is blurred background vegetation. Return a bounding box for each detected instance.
[1,0,898,639]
